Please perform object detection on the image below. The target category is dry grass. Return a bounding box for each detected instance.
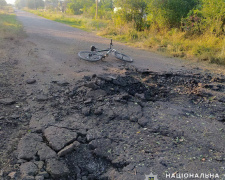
[26,8,225,65]
[98,20,225,65]
[0,7,25,63]
[26,9,109,32]
[0,8,24,40]
[102,25,225,65]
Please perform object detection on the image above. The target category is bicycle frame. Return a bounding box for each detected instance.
[78,39,132,62]
[91,39,116,58]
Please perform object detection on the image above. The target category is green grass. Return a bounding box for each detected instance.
[99,23,225,65]
[26,9,225,65]
[26,9,109,32]
[0,7,25,64]
[0,8,24,40]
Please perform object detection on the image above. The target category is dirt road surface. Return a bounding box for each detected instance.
[0,10,225,180]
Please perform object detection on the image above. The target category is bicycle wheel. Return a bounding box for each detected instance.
[78,51,103,61]
[114,51,133,62]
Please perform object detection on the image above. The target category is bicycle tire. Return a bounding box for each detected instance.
[78,51,103,61]
[114,51,133,62]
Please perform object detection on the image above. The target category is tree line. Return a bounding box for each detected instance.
[0,0,7,7]
[66,0,225,36]
[15,0,44,9]
[15,0,225,36]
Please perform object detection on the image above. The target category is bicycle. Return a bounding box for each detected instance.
[78,39,133,62]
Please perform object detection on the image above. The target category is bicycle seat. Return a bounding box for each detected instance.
[91,46,96,51]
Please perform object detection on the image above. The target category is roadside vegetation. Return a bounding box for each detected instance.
[0,2,25,67]
[0,4,24,40]
[25,9,109,32]
[16,0,225,65]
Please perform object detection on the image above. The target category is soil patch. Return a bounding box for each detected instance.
[0,41,31,176]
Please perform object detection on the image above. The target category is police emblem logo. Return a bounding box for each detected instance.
[144,172,158,180]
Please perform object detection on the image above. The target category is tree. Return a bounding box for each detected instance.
[67,0,95,15]
[15,0,44,9]
[114,0,148,31]
[0,0,7,7]
[96,0,113,19]
[181,0,225,35]
[200,0,225,35]
[148,0,199,29]
[15,0,27,9]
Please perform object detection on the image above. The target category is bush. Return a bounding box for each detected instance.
[114,0,148,31]
[148,0,198,29]
[181,9,204,34]
[200,0,225,36]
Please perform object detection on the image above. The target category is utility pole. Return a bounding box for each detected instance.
[95,0,98,19]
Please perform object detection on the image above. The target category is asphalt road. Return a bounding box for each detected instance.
[5,10,225,180]
[14,10,192,83]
